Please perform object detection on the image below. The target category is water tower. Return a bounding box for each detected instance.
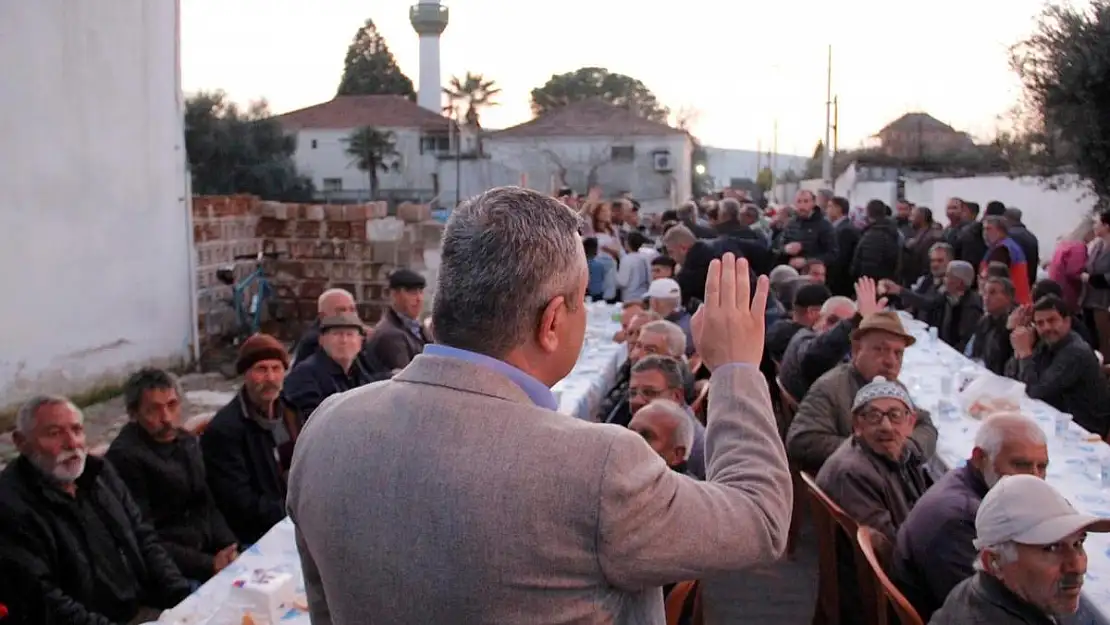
[409,1,448,113]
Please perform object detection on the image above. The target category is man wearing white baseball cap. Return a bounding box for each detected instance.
[646,278,694,356]
[930,474,1110,624]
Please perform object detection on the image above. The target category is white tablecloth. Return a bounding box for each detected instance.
[900,317,1110,625]
[159,303,628,624]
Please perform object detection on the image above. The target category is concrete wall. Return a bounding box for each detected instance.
[292,127,441,198]
[484,134,693,213]
[703,146,808,188]
[0,0,193,408]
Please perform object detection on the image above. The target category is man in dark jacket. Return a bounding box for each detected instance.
[826,196,861,297]
[714,199,772,276]
[851,200,902,283]
[0,395,191,624]
[766,283,831,364]
[953,201,988,267]
[290,287,392,375]
[1003,207,1040,290]
[283,313,385,421]
[106,368,239,584]
[891,413,1048,621]
[661,224,717,307]
[901,206,945,287]
[968,277,1016,373]
[776,189,839,270]
[202,334,302,544]
[365,269,432,371]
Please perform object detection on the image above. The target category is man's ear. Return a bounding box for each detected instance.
[11,431,25,449]
[536,295,567,354]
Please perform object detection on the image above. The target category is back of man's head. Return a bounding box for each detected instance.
[719,198,742,223]
[433,187,583,359]
[866,200,888,222]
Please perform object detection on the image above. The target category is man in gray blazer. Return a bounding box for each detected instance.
[287,186,793,625]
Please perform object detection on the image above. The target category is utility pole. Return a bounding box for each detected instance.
[821,45,833,185]
[756,138,762,174]
[833,96,840,157]
[772,119,779,201]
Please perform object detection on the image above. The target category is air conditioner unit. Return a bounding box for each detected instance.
[652,150,673,173]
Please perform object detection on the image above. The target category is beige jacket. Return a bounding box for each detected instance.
[287,353,791,625]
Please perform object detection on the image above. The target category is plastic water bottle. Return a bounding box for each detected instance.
[927,326,939,350]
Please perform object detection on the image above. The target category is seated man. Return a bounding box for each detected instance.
[650,254,676,281]
[627,399,699,478]
[787,311,938,475]
[283,313,384,421]
[931,475,1109,624]
[626,355,706,479]
[0,396,191,624]
[967,276,1016,374]
[595,311,662,422]
[890,413,1048,620]
[778,294,859,400]
[365,268,431,371]
[934,260,983,352]
[646,278,695,355]
[290,287,390,375]
[603,320,689,426]
[816,377,933,543]
[1006,294,1110,436]
[766,282,831,364]
[202,334,302,544]
[612,300,646,343]
[106,368,239,584]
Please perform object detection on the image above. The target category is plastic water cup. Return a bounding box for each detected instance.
[939,374,954,397]
[1055,413,1073,438]
[928,326,939,348]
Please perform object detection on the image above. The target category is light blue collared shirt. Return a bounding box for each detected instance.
[423,344,559,411]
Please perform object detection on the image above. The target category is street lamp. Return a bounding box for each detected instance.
[695,163,707,176]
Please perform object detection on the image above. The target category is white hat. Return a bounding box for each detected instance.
[973,474,1110,548]
[647,278,682,301]
[851,376,914,414]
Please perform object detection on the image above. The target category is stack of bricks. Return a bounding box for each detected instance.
[192,196,441,351]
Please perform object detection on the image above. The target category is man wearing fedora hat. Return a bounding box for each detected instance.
[931,474,1110,623]
[787,310,938,474]
[283,313,383,422]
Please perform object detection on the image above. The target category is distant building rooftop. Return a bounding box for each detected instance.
[274,95,450,132]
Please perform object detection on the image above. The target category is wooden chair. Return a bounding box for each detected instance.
[857,527,925,625]
[664,580,703,625]
[690,382,710,426]
[776,376,804,559]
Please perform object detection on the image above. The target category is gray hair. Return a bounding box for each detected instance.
[1004,207,1023,224]
[769,265,800,287]
[974,541,1019,572]
[637,398,695,459]
[432,187,584,357]
[928,242,954,259]
[984,215,1009,234]
[123,368,184,418]
[638,320,687,357]
[677,201,698,221]
[984,276,1016,299]
[973,412,1046,459]
[820,296,857,316]
[317,288,355,311]
[946,260,976,287]
[631,355,686,391]
[661,224,696,247]
[719,198,742,223]
[16,395,82,435]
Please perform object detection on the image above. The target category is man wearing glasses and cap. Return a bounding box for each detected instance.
[931,474,1110,624]
[366,268,431,370]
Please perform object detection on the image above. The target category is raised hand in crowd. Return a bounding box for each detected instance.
[1007,304,1033,331]
[855,276,889,317]
[691,253,769,370]
[877,278,903,296]
[1010,325,1037,358]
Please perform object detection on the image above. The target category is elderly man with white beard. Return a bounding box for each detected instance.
[891,413,1049,621]
[0,395,191,625]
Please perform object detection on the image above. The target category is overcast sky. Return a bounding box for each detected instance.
[181,0,1056,156]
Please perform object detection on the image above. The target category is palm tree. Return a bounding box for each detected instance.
[344,126,399,199]
[442,72,501,128]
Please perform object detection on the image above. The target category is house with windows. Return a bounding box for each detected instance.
[275,95,453,203]
[482,100,693,212]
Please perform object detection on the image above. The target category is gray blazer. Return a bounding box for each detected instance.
[287,353,792,625]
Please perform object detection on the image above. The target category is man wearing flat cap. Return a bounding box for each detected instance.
[283,313,381,422]
[366,268,431,370]
[201,333,303,544]
[931,474,1110,624]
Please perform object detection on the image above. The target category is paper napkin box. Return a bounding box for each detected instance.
[228,570,296,624]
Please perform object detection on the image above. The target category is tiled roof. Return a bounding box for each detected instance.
[877,112,957,135]
[274,95,450,132]
[491,99,685,139]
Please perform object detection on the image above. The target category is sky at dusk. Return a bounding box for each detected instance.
[181,0,1058,157]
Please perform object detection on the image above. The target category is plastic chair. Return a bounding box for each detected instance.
[665,580,703,625]
[856,526,925,625]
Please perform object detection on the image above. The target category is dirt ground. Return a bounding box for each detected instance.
[0,372,242,470]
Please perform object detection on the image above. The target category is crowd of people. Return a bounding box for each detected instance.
[1,184,1109,625]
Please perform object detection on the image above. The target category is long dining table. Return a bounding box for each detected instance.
[899,313,1110,625]
[155,302,628,624]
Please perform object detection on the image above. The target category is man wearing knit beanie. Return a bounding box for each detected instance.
[200,333,299,544]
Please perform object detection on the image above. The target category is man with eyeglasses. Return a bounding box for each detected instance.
[815,376,934,625]
[627,355,706,480]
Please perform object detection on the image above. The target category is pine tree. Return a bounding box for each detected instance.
[336,19,416,99]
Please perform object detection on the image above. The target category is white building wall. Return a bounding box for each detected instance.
[0,0,192,408]
[292,127,441,196]
[703,146,808,188]
[484,134,692,213]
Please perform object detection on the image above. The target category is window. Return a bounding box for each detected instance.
[611,145,635,162]
[311,139,318,149]
[322,178,342,192]
[421,135,451,154]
